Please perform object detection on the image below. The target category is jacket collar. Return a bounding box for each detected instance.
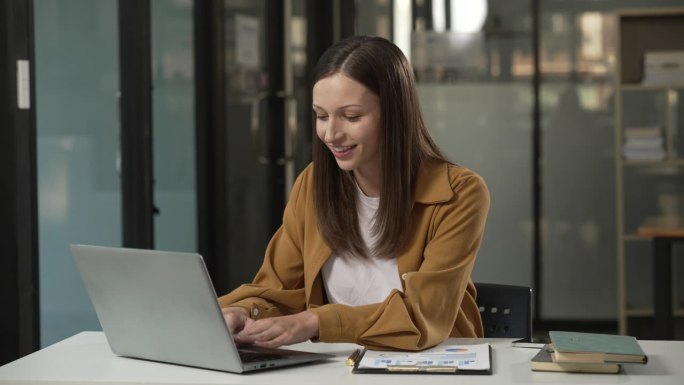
[414,160,454,204]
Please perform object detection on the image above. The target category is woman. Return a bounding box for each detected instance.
[220,35,489,351]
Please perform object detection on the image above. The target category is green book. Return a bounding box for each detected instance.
[531,345,621,374]
[549,331,647,364]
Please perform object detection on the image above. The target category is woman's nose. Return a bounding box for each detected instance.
[324,119,343,143]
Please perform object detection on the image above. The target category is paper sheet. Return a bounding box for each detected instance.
[358,343,490,370]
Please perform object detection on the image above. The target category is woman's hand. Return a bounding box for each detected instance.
[222,307,252,335]
[233,311,319,348]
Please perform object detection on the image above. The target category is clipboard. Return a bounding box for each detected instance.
[351,344,493,375]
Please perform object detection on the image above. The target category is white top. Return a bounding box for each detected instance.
[321,184,403,306]
[1,332,681,385]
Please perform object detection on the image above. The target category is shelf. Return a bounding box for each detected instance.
[623,159,684,167]
[616,7,684,17]
[620,84,684,92]
[615,7,684,337]
[622,234,649,241]
[626,308,684,317]
[639,217,684,238]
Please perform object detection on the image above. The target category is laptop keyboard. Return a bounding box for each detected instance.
[238,349,283,363]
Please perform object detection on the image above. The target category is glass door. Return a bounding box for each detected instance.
[151,0,197,253]
[34,0,199,347]
[34,0,121,346]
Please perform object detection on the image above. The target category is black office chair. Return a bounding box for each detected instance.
[474,282,532,339]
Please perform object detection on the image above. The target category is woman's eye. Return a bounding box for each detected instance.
[346,115,361,122]
[316,115,329,121]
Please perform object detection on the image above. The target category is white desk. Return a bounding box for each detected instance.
[0,332,683,385]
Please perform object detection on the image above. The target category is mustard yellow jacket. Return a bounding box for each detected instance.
[218,160,490,351]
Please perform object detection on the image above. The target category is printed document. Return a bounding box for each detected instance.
[357,343,491,371]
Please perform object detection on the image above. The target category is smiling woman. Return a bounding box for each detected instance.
[218,36,490,352]
[312,74,382,196]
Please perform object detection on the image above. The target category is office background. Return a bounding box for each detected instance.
[2,0,683,365]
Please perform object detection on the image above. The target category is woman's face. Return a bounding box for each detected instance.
[313,74,382,180]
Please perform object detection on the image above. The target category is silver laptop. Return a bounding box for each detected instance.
[70,244,333,373]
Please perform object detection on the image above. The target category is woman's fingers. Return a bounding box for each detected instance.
[235,311,319,348]
[237,318,280,342]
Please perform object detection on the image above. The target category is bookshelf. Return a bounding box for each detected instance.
[615,8,684,336]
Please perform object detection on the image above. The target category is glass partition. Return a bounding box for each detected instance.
[539,0,684,324]
[411,0,535,288]
[35,0,120,346]
[151,0,197,253]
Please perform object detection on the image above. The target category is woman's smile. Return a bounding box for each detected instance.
[330,144,357,158]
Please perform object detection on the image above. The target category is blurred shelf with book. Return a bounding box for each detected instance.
[615,8,684,337]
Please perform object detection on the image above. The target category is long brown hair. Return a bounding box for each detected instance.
[312,35,445,257]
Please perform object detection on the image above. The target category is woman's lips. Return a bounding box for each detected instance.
[331,144,357,159]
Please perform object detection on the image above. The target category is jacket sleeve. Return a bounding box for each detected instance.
[308,172,489,351]
[217,170,309,319]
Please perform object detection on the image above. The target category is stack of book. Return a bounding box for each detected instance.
[531,331,648,374]
[642,51,684,86]
[623,126,665,161]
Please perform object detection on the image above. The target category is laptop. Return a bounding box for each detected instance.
[70,244,334,373]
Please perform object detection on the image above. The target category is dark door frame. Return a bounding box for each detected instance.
[194,0,229,291]
[119,0,155,249]
[265,0,287,238]
[0,0,40,365]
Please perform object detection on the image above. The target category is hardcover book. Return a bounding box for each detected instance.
[531,345,621,374]
[549,331,647,364]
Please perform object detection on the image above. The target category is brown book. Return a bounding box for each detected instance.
[531,345,621,374]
